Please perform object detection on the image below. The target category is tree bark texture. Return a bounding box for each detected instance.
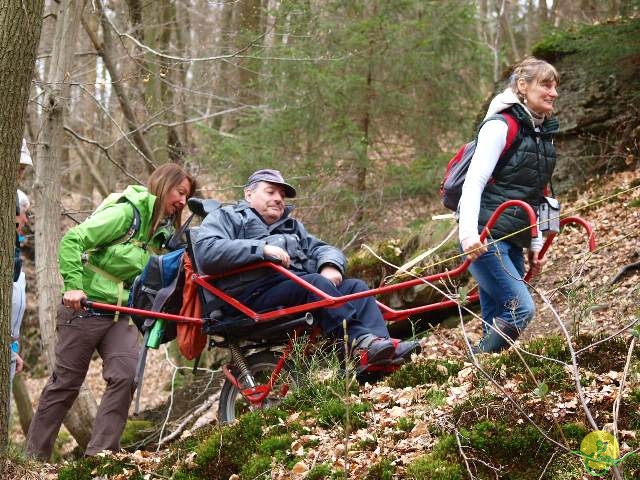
[34,0,96,451]
[0,0,44,461]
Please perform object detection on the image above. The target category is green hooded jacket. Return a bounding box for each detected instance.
[58,185,173,305]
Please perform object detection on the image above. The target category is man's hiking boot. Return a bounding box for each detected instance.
[351,334,395,366]
[390,338,421,365]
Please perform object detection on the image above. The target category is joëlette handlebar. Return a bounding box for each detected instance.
[82,298,204,325]
[523,215,596,283]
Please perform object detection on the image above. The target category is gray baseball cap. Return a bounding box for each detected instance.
[246,169,297,198]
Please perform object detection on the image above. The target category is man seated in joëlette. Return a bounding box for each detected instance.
[192,169,421,369]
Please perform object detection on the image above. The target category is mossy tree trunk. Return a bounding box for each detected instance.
[0,0,44,465]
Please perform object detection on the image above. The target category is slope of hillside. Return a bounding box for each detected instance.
[13,160,638,480]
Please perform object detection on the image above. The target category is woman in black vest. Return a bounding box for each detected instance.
[458,57,559,353]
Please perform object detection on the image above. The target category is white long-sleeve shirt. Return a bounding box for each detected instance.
[458,88,543,251]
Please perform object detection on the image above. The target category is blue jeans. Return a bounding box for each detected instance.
[466,240,535,351]
[236,273,390,341]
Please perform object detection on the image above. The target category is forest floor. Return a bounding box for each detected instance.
[8,169,640,479]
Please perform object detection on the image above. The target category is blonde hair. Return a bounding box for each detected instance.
[509,57,559,102]
[147,163,196,234]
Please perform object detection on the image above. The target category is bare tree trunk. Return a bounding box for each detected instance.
[83,4,156,172]
[220,0,261,133]
[500,1,520,64]
[492,0,506,82]
[34,0,96,451]
[0,0,44,463]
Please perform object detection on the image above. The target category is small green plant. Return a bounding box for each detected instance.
[358,437,378,451]
[406,435,462,480]
[58,456,144,480]
[317,398,371,430]
[172,409,288,479]
[424,387,446,407]
[240,456,272,480]
[540,452,587,480]
[364,457,395,480]
[307,463,332,479]
[386,359,462,388]
[396,416,416,432]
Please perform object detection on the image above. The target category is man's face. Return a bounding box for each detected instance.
[245,181,285,225]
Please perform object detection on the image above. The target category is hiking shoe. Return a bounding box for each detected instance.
[351,334,395,365]
[390,339,421,365]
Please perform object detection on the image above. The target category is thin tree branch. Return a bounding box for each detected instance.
[64,126,142,183]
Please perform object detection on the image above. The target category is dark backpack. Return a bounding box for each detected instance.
[440,112,520,211]
[126,197,218,345]
[128,247,185,344]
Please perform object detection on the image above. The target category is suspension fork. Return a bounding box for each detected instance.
[225,343,256,389]
[221,338,300,408]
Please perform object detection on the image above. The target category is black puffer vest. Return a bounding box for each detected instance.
[478,104,559,248]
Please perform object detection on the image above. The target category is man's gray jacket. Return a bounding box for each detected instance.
[192,201,346,295]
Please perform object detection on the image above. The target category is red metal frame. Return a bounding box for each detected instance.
[85,201,595,410]
[87,200,596,328]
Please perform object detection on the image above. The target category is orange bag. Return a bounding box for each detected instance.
[177,254,207,360]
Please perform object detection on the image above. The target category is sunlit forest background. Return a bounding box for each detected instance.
[21,0,638,247]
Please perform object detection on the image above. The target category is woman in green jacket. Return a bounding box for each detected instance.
[27,163,195,461]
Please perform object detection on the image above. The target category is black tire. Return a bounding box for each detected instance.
[217,351,297,424]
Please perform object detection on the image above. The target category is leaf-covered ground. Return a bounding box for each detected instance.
[9,170,640,479]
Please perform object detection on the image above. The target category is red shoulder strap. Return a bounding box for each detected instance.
[501,112,519,152]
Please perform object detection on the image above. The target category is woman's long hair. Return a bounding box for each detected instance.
[147,163,196,235]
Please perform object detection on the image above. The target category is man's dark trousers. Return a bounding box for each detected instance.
[236,273,390,340]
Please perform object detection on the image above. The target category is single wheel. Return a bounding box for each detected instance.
[217,351,297,424]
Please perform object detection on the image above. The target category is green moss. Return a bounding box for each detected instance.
[120,419,155,447]
[258,434,293,455]
[533,17,640,83]
[405,434,461,480]
[358,437,378,451]
[459,420,553,474]
[58,456,144,480]
[424,387,446,407]
[307,463,332,479]
[386,359,462,388]
[620,451,640,478]
[396,417,416,432]
[451,392,501,424]
[561,422,589,447]
[627,388,640,430]
[479,336,575,392]
[317,398,371,430]
[364,457,395,480]
[406,456,462,480]
[240,455,272,479]
[541,452,587,480]
[172,409,288,479]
